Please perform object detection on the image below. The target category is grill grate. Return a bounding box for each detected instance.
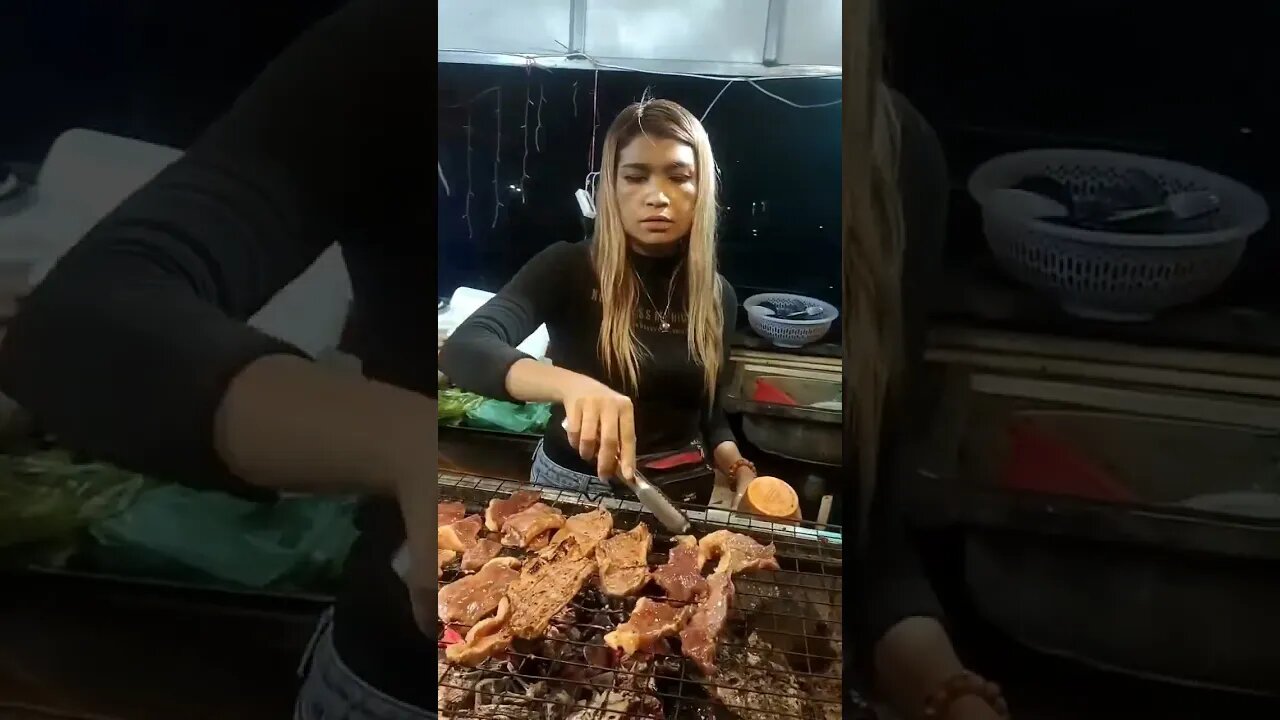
[437,472,846,720]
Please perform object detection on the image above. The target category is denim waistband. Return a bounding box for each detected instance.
[529,440,615,498]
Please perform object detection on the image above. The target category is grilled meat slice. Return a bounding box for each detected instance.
[445,596,513,666]
[596,523,652,597]
[544,508,613,558]
[698,530,780,576]
[604,597,687,656]
[437,549,457,580]
[500,503,565,549]
[507,552,596,639]
[437,557,520,626]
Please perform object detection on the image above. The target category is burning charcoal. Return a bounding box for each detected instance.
[472,677,514,708]
[438,665,483,714]
[706,632,836,720]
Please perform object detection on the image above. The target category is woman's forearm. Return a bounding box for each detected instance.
[503,357,582,404]
[873,616,966,719]
[214,353,435,495]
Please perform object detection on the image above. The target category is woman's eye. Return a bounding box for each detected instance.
[670,175,693,183]
[624,175,646,183]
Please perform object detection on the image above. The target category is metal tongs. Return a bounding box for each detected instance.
[622,465,691,535]
[560,419,691,534]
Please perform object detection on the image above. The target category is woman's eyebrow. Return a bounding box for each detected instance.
[620,161,695,172]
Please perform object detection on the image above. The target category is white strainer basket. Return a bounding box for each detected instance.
[969,149,1270,321]
[744,293,838,348]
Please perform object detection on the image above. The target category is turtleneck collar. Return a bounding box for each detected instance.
[628,239,687,278]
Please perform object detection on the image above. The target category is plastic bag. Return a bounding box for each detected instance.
[89,485,359,590]
[466,399,553,434]
[0,450,149,550]
[438,388,487,425]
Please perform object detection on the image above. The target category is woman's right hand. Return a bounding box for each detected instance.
[560,374,636,482]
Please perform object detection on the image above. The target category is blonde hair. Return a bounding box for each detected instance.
[845,0,906,540]
[592,99,723,401]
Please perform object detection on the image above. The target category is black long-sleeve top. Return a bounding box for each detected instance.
[440,240,737,475]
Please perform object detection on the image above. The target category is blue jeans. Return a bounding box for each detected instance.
[528,440,615,497]
[294,610,436,720]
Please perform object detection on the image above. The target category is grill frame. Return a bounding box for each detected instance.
[437,471,845,720]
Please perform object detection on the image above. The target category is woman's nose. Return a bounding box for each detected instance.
[646,191,670,207]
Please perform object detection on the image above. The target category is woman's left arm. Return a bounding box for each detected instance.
[703,280,755,488]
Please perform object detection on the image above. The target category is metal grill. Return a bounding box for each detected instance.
[437,471,846,720]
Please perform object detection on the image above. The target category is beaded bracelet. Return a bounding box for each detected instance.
[922,671,1010,719]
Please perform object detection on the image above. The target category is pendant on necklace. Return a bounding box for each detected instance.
[660,320,671,332]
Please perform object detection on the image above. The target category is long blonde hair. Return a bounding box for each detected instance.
[593,99,723,400]
[845,0,906,541]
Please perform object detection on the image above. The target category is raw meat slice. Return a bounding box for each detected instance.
[651,535,708,602]
[484,489,541,531]
[439,514,484,553]
[679,571,735,675]
[438,502,467,526]
[460,537,503,573]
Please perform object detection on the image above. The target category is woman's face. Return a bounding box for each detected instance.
[615,135,697,252]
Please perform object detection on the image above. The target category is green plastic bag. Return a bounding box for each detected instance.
[466,399,553,434]
[89,485,359,590]
[0,450,149,550]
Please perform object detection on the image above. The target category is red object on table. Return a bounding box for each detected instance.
[642,450,704,470]
[752,378,798,406]
[1001,419,1136,503]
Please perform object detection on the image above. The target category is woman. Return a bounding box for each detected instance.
[0,2,448,719]
[846,2,1010,719]
[440,99,757,498]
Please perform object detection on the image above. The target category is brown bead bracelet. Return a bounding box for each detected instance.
[922,670,1010,719]
[727,458,756,479]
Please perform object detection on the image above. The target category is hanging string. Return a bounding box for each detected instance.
[588,68,599,177]
[535,83,546,152]
[462,105,473,238]
[491,88,503,229]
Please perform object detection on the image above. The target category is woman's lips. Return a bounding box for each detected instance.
[640,218,673,230]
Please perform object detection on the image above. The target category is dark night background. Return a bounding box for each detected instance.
[0,1,843,319]
[434,65,842,306]
[885,1,1280,326]
[2,1,1277,346]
